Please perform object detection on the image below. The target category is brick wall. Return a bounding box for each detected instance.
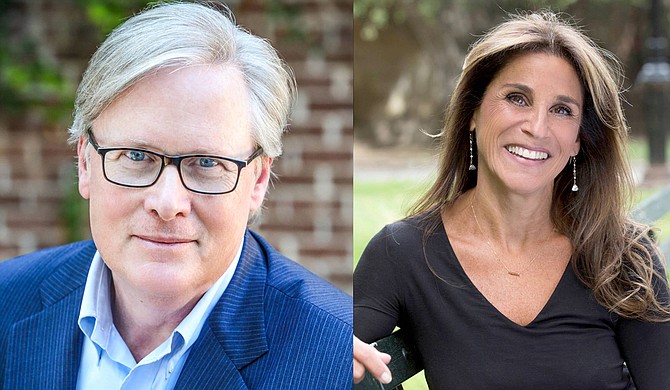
[239,0,353,292]
[0,125,74,256]
[0,0,353,293]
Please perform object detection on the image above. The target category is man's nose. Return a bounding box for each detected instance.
[143,165,192,221]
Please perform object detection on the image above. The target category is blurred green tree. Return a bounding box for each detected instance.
[353,0,652,146]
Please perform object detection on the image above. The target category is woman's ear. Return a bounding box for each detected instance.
[572,135,580,157]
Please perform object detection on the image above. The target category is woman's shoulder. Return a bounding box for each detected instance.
[363,213,445,260]
[375,214,441,243]
[357,214,443,284]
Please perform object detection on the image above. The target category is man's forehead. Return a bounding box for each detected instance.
[91,64,254,155]
[90,130,254,156]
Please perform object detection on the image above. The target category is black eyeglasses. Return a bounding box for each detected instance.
[87,130,263,195]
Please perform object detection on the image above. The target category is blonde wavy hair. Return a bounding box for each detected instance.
[410,10,670,322]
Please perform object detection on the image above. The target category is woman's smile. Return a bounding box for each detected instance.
[505,145,550,161]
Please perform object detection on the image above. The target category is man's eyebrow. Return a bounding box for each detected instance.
[95,134,153,149]
[113,137,243,157]
[125,138,154,148]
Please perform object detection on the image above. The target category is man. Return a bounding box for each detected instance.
[0,2,352,389]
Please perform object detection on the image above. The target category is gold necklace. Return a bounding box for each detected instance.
[470,200,542,277]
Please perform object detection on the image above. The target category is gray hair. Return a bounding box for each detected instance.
[69,1,296,158]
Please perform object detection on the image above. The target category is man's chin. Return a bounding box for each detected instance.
[123,239,197,268]
[127,267,200,298]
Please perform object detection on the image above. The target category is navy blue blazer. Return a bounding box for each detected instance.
[0,230,353,389]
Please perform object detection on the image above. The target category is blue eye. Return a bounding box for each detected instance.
[198,157,218,168]
[127,150,147,161]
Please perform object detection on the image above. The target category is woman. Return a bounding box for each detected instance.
[354,10,670,389]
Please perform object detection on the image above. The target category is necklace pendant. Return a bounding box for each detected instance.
[508,271,521,277]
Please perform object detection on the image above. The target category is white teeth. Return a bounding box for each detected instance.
[506,145,548,160]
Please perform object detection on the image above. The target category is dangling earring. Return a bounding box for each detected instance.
[571,156,579,192]
[469,131,476,171]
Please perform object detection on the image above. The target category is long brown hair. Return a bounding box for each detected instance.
[410,10,670,322]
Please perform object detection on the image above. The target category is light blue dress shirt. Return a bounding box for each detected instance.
[76,241,242,390]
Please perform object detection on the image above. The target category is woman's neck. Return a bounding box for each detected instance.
[465,184,556,252]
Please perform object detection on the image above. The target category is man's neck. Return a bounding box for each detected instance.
[109,278,207,362]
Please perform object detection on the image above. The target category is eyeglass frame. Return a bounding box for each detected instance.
[86,129,264,195]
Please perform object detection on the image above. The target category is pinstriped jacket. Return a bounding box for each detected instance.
[0,230,353,389]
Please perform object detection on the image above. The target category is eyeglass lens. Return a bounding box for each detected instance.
[102,149,241,194]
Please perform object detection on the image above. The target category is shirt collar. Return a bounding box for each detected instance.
[77,237,244,364]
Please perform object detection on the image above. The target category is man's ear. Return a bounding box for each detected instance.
[77,137,91,200]
[248,157,272,213]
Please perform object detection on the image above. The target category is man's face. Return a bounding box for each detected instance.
[77,65,270,300]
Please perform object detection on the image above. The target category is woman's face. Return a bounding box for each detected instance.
[471,52,582,197]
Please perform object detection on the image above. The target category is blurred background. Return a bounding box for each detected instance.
[0,0,353,293]
[353,1,670,388]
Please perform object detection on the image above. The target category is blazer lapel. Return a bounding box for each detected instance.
[174,327,250,390]
[176,231,268,388]
[4,243,93,389]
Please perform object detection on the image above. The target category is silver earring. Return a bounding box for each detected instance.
[571,156,579,192]
[469,131,476,171]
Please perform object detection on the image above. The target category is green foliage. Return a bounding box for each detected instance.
[76,0,150,38]
[353,0,651,41]
[354,0,413,41]
[0,0,152,125]
[0,24,73,121]
[266,0,309,44]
